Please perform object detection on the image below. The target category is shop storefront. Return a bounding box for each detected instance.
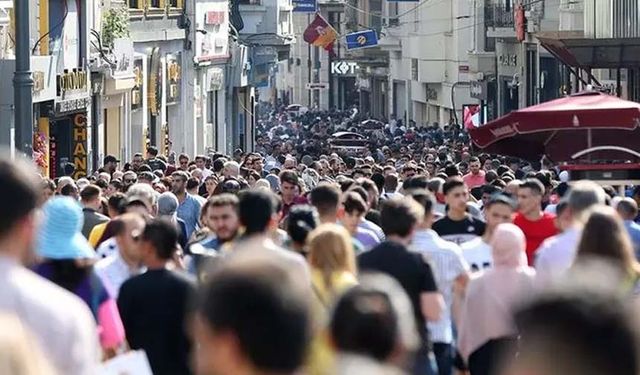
[46,69,92,179]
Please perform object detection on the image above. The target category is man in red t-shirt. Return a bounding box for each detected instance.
[513,179,558,265]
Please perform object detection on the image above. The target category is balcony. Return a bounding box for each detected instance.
[485,4,516,38]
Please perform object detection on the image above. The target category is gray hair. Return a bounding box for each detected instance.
[568,181,606,223]
[126,183,159,207]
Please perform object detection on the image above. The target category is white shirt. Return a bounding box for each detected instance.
[96,237,119,259]
[411,229,468,344]
[460,237,493,272]
[0,256,99,375]
[534,227,582,284]
[94,251,145,298]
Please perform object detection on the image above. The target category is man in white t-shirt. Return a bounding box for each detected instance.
[461,194,516,272]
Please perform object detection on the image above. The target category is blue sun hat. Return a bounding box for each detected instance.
[37,196,95,259]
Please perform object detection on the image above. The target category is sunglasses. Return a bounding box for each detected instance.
[124,179,136,183]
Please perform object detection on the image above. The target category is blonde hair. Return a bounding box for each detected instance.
[307,224,357,292]
[0,313,56,375]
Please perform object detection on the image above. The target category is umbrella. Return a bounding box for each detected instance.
[469,91,640,162]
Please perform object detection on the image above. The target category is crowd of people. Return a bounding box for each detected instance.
[2,106,640,375]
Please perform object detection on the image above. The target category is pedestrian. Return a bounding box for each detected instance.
[573,205,640,295]
[409,190,469,375]
[232,189,310,284]
[285,205,319,255]
[616,197,640,256]
[0,156,100,375]
[535,181,606,283]
[0,313,57,375]
[432,179,486,245]
[457,224,535,375]
[513,179,558,265]
[341,191,380,250]
[157,192,189,249]
[358,197,443,375]
[461,194,516,271]
[330,273,420,375]
[117,218,196,375]
[34,196,125,354]
[462,157,486,189]
[80,184,110,238]
[193,256,311,375]
[94,213,146,298]
[172,170,203,239]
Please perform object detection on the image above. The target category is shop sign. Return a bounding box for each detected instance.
[470,80,488,100]
[132,57,144,110]
[49,134,57,178]
[205,11,225,25]
[33,71,45,93]
[166,53,182,105]
[292,0,316,12]
[498,54,518,67]
[148,47,161,116]
[72,113,88,179]
[57,69,88,98]
[112,38,135,79]
[331,61,359,75]
[55,97,91,115]
[306,82,328,90]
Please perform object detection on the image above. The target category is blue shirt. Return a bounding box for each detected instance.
[176,194,203,240]
[624,220,640,259]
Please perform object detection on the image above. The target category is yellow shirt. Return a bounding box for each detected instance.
[307,269,358,375]
[88,222,108,248]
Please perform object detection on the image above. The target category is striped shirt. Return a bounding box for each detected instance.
[411,229,469,344]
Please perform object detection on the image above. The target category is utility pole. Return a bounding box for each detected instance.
[14,0,34,156]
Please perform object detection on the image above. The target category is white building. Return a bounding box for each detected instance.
[380,0,477,127]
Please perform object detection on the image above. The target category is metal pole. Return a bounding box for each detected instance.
[307,13,311,107]
[14,0,34,156]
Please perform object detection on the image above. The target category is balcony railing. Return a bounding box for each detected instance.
[485,4,514,28]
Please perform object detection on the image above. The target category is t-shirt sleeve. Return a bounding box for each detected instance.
[418,255,438,293]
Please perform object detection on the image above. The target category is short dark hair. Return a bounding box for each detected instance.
[204,193,240,214]
[348,186,369,204]
[80,184,101,202]
[403,176,429,191]
[186,177,200,190]
[198,259,310,373]
[147,146,159,157]
[408,189,436,215]
[213,158,226,173]
[239,190,277,235]
[343,191,367,215]
[279,170,299,186]
[141,218,178,260]
[485,193,517,210]
[179,153,189,162]
[442,179,465,195]
[469,157,480,164]
[380,198,423,237]
[309,184,341,217]
[0,157,39,240]
[286,205,319,245]
[514,289,640,375]
[108,193,127,215]
[330,286,398,361]
[520,179,545,196]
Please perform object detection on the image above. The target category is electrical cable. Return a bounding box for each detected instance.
[32,0,68,54]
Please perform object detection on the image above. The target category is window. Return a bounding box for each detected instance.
[411,59,418,81]
[129,0,144,8]
[168,0,184,8]
[148,0,161,8]
[238,0,261,5]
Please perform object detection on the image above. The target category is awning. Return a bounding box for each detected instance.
[536,31,640,69]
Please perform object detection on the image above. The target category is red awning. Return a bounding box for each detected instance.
[469,91,640,162]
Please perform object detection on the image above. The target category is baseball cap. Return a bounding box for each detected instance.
[104,154,120,164]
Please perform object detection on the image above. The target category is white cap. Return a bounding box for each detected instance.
[559,170,569,182]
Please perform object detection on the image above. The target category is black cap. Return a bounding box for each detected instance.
[104,154,120,164]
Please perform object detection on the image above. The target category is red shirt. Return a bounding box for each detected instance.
[513,212,558,265]
[463,172,486,189]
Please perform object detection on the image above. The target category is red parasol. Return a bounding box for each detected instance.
[469,91,640,162]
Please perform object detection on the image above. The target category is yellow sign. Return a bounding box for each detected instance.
[72,114,88,179]
[58,70,88,95]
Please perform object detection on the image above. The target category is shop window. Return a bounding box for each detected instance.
[168,0,184,8]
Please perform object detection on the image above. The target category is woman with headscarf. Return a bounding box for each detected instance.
[457,223,536,375]
[33,197,125,355]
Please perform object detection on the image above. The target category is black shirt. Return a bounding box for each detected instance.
[358,241,438,343]
[432,215,486,245]
[118,269,196,375]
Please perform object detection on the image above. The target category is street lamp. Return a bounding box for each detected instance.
[13,0,34,156]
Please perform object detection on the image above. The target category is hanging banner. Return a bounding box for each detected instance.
[72,113,88,179]
[345,30,378,50]
[166,53,182,105]
[148,47,161,116]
